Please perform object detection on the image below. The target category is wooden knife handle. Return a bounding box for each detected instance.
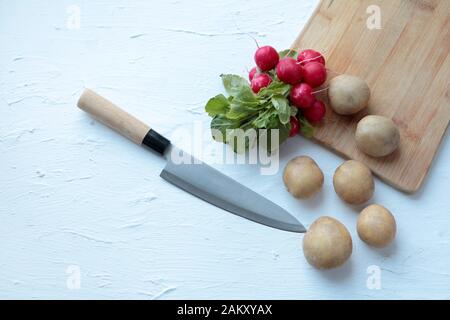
[77,89,170,155]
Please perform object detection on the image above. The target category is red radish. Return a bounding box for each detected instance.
[297,49,325,66]
[290,83,315,109]
[251,73,272,93]
[249,67,258,81]
[254,46,279,71]
[302,62,327,88]
[276,58,303,85]
[304,100,326,123]
[289,117,300,137]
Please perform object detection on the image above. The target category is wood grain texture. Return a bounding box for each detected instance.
[292,0,450,193]
[77,89,150,145]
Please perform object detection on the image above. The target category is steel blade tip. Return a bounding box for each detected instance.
[292,223,307,233]
[277,220,307,233]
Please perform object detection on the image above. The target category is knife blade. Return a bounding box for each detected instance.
[161,146,305,233]
[77,89,306,233]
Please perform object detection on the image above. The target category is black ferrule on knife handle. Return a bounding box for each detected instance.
[142,129,171,155]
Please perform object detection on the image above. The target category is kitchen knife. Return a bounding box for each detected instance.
[77,89,306,233]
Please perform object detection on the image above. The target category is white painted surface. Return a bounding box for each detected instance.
[1,0,449,299]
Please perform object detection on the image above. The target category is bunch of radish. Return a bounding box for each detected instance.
[251,46,327,137]
[205,45,330,153]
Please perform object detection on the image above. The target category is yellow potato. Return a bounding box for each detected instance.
[333,160,374,204]
[303,216,353,269]
[355,115,400,157]
[283,156,324,199]
[328,74,370,115]
[357,204,396,248]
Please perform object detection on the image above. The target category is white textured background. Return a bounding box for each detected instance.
[1,0,449,299]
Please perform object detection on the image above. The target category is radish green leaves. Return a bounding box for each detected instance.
[205,74,314,152]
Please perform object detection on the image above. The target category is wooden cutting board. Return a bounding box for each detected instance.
[291,0,450,193]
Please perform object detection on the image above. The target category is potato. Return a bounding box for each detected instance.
[333,160,374,204]
[303,216,352,269]
[357,204,396,248]
[283,156,324,199]
[355,115,400,157]
[328,74,370,115]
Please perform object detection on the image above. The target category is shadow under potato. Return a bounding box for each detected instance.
[301,187,326,210]
[317,260,353,282]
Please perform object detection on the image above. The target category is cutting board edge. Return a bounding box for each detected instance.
[310,115,450,194]
[310,137,414,194]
